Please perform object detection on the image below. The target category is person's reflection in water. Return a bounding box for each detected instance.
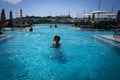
[50,44,67,64]
[52,42,61,48]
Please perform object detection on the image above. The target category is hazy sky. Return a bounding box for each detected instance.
[0,0,120,18]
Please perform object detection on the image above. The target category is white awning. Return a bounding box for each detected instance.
[83,13,92,16]
[91,10,109,14]
[104,13,116,16]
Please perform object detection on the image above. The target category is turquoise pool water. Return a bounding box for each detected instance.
[0,24,120,80]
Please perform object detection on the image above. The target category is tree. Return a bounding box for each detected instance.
[9,10,13,27]
[116,10,120,25]
[1,9,6,26]
[9,10,13,20]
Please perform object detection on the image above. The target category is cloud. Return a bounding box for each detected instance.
[3,0,22,4]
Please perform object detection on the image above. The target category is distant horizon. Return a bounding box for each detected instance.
[0,0,120,19]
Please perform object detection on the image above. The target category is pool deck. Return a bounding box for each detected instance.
[98,35,120,43]
[0,34,6,38]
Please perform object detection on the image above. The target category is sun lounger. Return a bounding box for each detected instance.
[113,29,120,38]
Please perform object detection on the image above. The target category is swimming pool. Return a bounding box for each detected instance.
[0,24,120,80]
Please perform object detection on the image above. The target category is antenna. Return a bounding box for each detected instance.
[68,11,70,17]
[98,0,101,10]
[111,6,114,13]
[49,11,52,16]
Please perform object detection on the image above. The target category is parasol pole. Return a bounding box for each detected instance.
[98,0,101,21]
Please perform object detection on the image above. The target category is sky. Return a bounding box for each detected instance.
[0,0,120,18]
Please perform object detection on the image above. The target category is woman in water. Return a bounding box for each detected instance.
[52,35,61,48]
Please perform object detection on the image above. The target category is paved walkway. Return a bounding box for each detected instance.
[92,35,120,48]
[98,35,120,43]
[0,34,6,38]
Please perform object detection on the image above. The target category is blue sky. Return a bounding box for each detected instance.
[0,0,120,18]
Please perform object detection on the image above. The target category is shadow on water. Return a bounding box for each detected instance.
[50,44,68,64]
